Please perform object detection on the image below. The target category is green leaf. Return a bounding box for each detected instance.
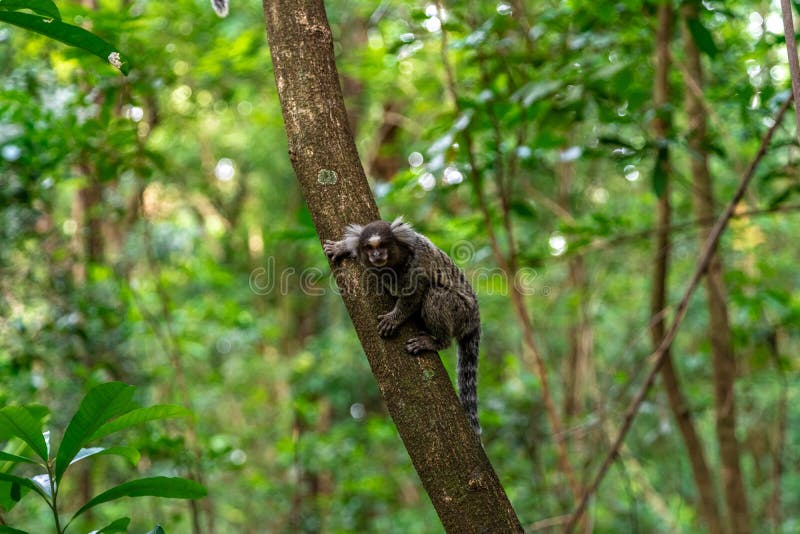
[10,481,21,501]
[70,447,105,465]
[0,525,31,534]
[96,517,131,533]
[0,451,39,465]
[589,61,630,81]
[0,0,61,20]
[89,405,191,442]
[0,12,130,75]
[29,473,52,498]
[686,18,718,59]
[597,135,639,151]
[0,472,49,500]
[768,183,800,208]
[55,382,136,483]
[652,146,669,198]
[69,446,141,467]
[509,200,537,219]
[146,527,165,534]
[0,407,48,462]
[0,479,29,511]
[21,405,49,423]
[512,80,561,107]
[71,477,207,520]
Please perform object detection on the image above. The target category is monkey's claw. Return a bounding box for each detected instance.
[377,312,398,337]
[406,336,436,354]
[323,240,337,260]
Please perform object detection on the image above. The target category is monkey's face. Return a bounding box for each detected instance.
[357,221,410,270]
[361,236,390,267]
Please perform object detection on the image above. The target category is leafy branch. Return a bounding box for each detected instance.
[0,0,129,74]
[0,382,204,533]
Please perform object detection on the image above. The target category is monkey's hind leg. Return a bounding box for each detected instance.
[406,334,449,355]
[406,287,457,354]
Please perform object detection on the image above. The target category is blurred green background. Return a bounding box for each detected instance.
[0,0,798,532]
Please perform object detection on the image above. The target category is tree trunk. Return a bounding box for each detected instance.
[78,174,105,264]
[651,5,724,533]
[557,157,594,423]
[262,2,523,531]
[682,3,751,532]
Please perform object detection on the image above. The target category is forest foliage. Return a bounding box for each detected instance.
[0,0,798,532]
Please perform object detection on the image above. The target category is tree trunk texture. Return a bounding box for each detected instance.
[262,2,523,532]
[651,5,725,534]
[682,3,751,532]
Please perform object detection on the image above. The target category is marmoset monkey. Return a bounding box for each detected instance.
[324,217,482,435]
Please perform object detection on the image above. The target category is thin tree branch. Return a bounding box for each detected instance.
[565,94,793,532]
[567,203,800,257]
[528,513,571,531]
[780,0,800,145]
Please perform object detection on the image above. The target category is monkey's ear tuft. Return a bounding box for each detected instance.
[344,223,364,239]
[390,217,417,246]
[211,0,229,17]
[342,223,364,252]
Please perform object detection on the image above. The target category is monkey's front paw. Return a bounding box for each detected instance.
[323,240,339,260]
[406,336,436,354]
[377,312,400,337]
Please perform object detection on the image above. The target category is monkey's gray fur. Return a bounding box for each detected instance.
[324,217,482,435]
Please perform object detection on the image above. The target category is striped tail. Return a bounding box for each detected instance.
[457,328,481,435]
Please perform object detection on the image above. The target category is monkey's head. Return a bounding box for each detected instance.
[356,220,412,270]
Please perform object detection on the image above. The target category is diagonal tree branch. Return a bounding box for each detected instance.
[261,1,522,532]
[565,95,793,532]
